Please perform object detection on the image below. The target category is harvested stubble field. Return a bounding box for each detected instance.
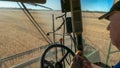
[0,9,120,67]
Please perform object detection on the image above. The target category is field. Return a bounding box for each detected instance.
[0,9,120,67]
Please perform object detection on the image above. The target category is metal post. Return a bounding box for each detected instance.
[106,41,112,65]
[70,0,83,51]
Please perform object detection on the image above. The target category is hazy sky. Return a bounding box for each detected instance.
[0,0,114,12]
[81,0,114,11]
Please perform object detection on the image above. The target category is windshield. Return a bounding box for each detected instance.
[0,0,114,11]
[0,0,118,68]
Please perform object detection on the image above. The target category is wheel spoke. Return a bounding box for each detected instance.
[59,51,69,63]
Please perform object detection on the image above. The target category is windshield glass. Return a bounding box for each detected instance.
[0,0,118,68]
[0,0,114,11]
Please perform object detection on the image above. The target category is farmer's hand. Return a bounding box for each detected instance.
[69,51,101,68]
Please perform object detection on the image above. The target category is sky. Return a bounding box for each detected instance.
[81,0,114,11]
[0,0,114,12]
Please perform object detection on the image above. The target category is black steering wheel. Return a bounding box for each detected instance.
[41,44,75,68]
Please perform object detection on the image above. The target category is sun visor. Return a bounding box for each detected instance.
[0,0,46,3]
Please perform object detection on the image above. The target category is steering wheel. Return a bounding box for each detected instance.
[41,44,75,68]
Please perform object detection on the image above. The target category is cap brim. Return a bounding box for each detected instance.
[98,12,112,20]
